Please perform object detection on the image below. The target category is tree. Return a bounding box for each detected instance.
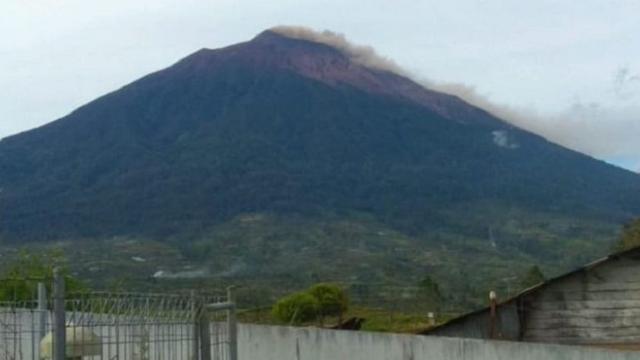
[616,218,640,251]
[520,265,545,289]
[418,275,443,310]
[0,249,85,301]
[271,292,320,325]
[307,283,349,325]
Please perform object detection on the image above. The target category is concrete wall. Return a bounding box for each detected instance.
[238,324,637,360]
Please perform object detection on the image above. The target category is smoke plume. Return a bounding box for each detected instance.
[271,25,640,164]
[270,26,408,76]
[424,81,640,159]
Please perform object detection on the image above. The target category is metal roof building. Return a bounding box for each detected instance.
[422,246,640,351]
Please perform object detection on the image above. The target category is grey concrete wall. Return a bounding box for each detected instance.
[238,324,638,360]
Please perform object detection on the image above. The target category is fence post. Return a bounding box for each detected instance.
[227,287,238,360]
[199,297,211,360]
[191,291,199,360]
[53,268,66,360]
[38,282,48,341]
[488,290,497,339]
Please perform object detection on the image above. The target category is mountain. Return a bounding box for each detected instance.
[1,29,639,301]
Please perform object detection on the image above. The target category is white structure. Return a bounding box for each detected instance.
[40,326,102,359]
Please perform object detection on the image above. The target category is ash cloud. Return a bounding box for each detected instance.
[271,25,640,164]
[426,81,640,160]
[270,25,408,76]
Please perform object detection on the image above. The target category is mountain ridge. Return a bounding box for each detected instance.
[0,30,638,296]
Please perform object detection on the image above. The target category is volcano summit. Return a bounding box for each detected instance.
[0,28,639,291]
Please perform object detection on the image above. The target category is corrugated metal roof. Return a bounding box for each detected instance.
[420,245,640,335]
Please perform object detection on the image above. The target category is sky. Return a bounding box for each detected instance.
[1,0,639,171]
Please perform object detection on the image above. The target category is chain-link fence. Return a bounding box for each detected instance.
[0,271,237,360]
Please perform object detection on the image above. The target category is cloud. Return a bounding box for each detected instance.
[429,81,640,159]
[273,25,640,162]
[426,82,640,159]
[550,103,640,158]
[613,66,640,100]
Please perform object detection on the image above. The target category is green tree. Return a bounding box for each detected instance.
[616,218,640,251]
[520,265,545,289]
[307,283,349,325]
[0,249,85,301]
[418,275,443,310]
[271,292,320,325]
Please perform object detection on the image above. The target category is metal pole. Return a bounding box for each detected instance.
[227,287,238,360]
[488,290,497,339]
[53,268,66,360]
[199,299,211,360]
[191,291,199,360]
[38,282,48,341]
[427,312,436,327]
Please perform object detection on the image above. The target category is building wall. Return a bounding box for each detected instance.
[425,251,640,348]
[523,254,640,347]
[426,302,521,340]
[237,324,638,360]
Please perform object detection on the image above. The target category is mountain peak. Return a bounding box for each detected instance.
[249,29,334,52]
[1,26,638,299]
[261,26,406,75]
[189,26,491,125]
[251,29,309,45]
[1,25,639,266]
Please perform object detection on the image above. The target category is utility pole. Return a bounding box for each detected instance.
[38,282,48,341]
[53,268,66,360]
[488,290,497,339]
[227,286,238,360]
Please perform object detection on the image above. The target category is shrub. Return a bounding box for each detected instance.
[0,250,85,301]
[271,292,320,324]
[418,275,443,310]
[617,218,640,251]
[519,265,545,289]
[308,283,348,322]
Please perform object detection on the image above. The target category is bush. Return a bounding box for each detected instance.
[519,265,545,289]
[0,250,85,301]
[271,292,320,324]
[308,283,348,321]
[418,275,442,310]
[617,218,640,251]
